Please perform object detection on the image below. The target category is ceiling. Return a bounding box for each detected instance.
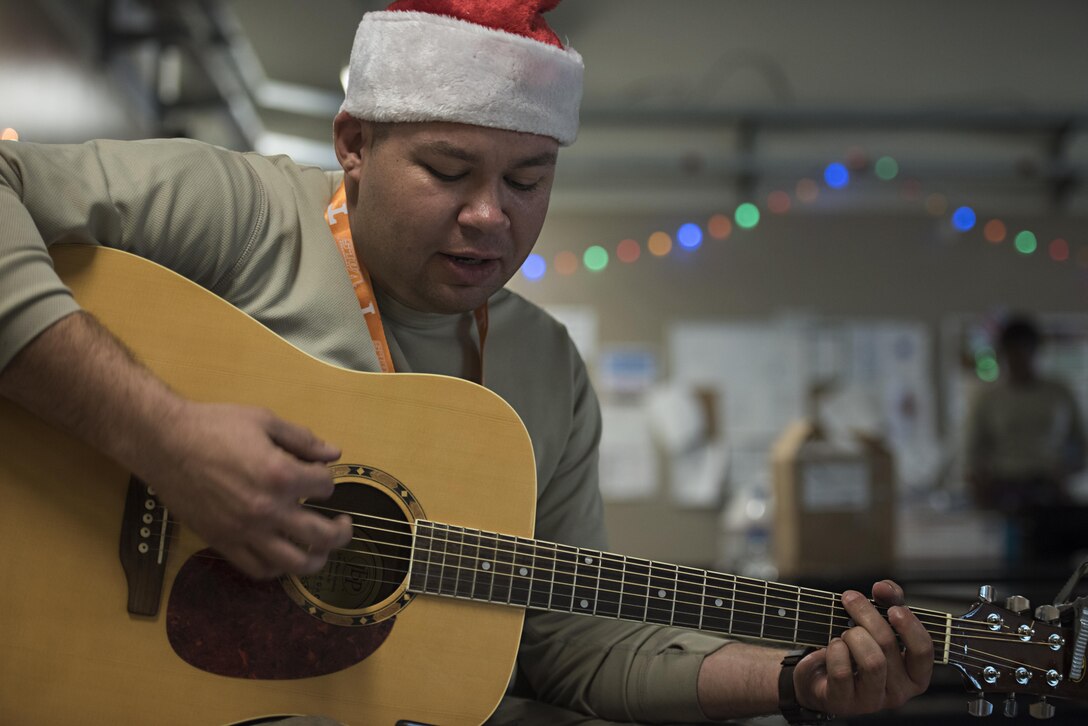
[3,0,1087,215]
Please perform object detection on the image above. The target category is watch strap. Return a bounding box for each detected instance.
[778,648,832,724]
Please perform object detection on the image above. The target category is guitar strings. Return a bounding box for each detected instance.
[141,500,974,639]
[165,525,1054,674]
[328,512,1050,645]
[168,541,1056,678]
[145,507,1045,646]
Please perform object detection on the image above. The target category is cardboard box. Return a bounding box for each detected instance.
[771,420,895,578]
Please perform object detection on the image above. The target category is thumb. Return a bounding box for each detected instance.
[793,647,829,707]
[267,416,340,462]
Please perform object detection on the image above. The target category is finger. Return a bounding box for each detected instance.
[793,648,829,708]
[258,533,329,577]
[283,508,355,553]
[843,590,898,648]
[844,590,901,708]
[267,416,341,462]
[841,624,888,711]
[822,637,856,709]
[291,459,339,501]
[261,450,336,501]
[888,605,935,691]
[871,581,934,698]
[872,579,905,606]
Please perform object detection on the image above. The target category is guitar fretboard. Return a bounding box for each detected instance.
[408,520,952,656]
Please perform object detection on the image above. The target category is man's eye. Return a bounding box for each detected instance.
[425,165,467,182]
[506,177,541,192]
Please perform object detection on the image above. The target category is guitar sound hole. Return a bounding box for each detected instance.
[280,465,424,626]
[286,472,418,622]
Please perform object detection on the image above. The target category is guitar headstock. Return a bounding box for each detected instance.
[950,590,1087,717]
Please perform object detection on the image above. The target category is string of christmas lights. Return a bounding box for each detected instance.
[520,152,1083,281]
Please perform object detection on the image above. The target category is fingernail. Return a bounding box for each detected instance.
[842,590,861,604]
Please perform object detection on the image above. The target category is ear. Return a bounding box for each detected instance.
[333,111,368,180]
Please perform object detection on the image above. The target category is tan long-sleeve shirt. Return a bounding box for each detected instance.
[0,137,731,724]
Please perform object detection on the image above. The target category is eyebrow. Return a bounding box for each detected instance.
[417,141,558,169]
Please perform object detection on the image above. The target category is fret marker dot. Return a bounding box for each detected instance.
[714,598,723,607]
[481,562,491,571]
[778,608,787,617]
[584,556,593,564]
[580,599,589,609]
[657,589,667,598]
[519,567,529,576]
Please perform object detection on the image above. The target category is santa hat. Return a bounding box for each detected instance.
[340,0,583,145]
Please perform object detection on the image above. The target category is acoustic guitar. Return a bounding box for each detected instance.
[1,245,1085,725]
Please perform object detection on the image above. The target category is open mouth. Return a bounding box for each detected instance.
[449,255,486,265]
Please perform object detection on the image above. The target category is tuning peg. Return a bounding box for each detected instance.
[978,585,995,603]
[1004,595,1030,614]
[969,695,994,717]
[1029,697,1055,720]
[1035,604,1060,623]
[1003,694,1018,718]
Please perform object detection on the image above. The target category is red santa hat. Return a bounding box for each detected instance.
[340,0,583,145]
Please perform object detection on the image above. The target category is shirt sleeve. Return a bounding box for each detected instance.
[515,338,731,723]
[0,138,269,371]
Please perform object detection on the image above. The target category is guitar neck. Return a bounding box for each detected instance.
[408,520,953,661]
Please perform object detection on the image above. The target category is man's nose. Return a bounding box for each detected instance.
[458,183,510,233]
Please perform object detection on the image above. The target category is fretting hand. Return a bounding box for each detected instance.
[793,579,934,716]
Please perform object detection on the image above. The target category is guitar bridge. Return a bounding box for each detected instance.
[118,476,174,616]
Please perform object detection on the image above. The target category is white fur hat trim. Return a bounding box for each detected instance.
[340,11,583,145]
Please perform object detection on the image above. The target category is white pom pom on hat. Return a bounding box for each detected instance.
[340,0,583,146]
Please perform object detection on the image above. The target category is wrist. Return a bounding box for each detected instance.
[697,643,787,720]
[778,648,832,725]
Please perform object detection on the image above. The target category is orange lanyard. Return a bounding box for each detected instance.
[325,181,489,382]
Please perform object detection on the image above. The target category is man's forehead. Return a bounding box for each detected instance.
[394,122,559,163]
[416,139,558,167]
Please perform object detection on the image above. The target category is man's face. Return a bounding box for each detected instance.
[343,120,558,314]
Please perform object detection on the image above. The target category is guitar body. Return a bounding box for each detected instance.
[0,245,537,725]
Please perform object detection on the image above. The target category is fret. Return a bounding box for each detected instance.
[732,577,766,638]
[458,528,482,599]
[929,609,953,665]
[471,528,497,602]
[407,520,433,593]
[647,562,676,625]
[673,565,704,630]
[425,522,450,595]
[452,526,479,599]
[764,582,801,643]
[595,552,623,619]
[527,540,557,611]
[438,525,466,598]
[552,543,578,612]
[509,537,534,607]
[491,533,516,604]
[619,556,650,622]
[797,588,837,647]
[571,548,601,614]
[702,573,736,636]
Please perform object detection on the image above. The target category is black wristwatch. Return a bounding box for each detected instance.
[778,648,833,724]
